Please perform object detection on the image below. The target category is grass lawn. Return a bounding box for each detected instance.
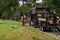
[0,19,58,40]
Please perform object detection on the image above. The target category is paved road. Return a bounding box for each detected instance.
[44,32,60,40]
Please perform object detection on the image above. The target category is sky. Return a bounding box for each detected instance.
[19,0,42,6]
[36,0,42,3]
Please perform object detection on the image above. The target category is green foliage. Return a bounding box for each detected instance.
[1,0,60,18]
[0,20,58,40]
[0,0,19,19]
[43,0,60,16]
[0,0,37,19]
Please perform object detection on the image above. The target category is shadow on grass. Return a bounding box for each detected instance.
[32,37,39,40]
[0,23,7,24]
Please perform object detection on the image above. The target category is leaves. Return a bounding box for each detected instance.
[43,0,60,16]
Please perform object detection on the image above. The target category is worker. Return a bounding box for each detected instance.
[52,10,57,24]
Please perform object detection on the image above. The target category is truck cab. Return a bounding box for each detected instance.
[30,6,50,28]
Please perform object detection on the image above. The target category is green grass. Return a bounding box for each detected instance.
[0,19,58,40]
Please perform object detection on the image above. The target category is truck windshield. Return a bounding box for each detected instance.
[37,13,47,18]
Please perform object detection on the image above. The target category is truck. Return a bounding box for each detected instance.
[29,6,60,31]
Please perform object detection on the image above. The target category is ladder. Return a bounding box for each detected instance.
[50,26,60,35]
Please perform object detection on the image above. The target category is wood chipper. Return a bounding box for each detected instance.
[29,6,60,31]
[20,13,29,26]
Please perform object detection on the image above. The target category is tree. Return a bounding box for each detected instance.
[0,0,19,19]
[43,0,60,16]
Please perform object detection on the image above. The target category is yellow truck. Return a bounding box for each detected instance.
[30,6,60,31]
